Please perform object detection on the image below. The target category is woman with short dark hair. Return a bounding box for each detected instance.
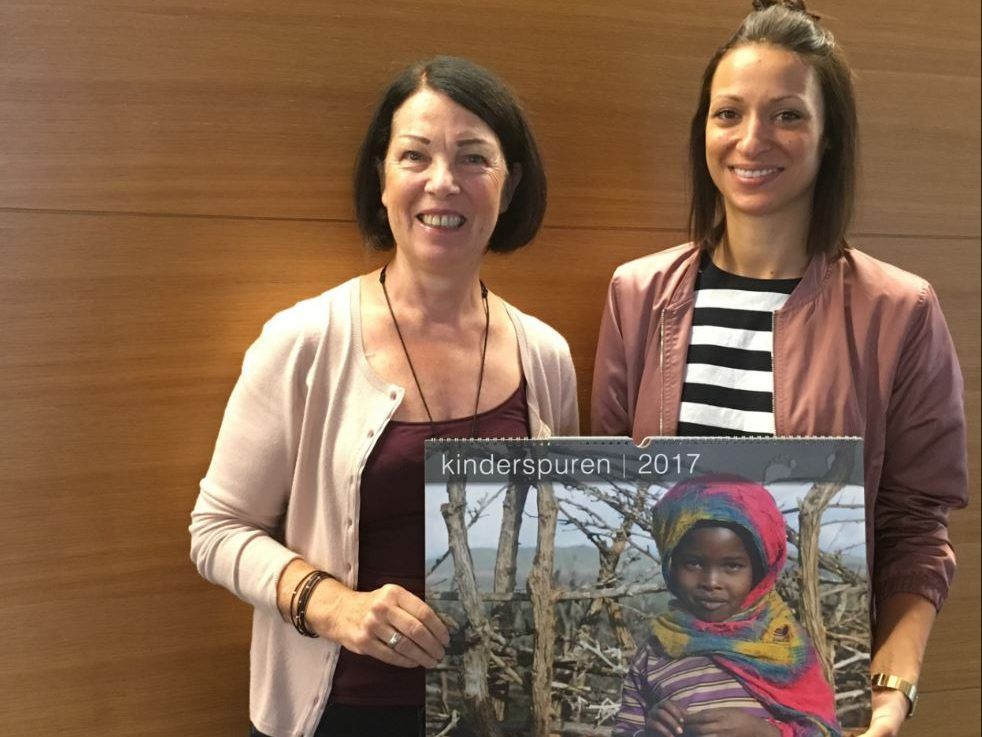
[191,56,577,737]
[354,56,548,254]
[592,3,967,736]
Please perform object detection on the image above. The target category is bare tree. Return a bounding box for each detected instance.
[527,480,558,737]
[442,476,504,737]
[490,479,530,718]
[796,447,856,687]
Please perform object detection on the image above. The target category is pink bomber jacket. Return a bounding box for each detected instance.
[591,243,968,613]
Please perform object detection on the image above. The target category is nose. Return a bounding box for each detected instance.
[735,113,771,158]
[699,568,722,590]
[425,158,461,198]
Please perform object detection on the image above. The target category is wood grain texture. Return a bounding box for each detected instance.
[0,0,978,236]
[902,687,980,737]
[1,212,977,734]
[0,0,978,733]
[0,213,360,734]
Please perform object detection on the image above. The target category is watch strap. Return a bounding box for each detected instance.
[870,672,918,718]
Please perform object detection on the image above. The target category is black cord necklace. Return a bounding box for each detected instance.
[379,264,490,438]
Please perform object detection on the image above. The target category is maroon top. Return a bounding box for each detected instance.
[329,381,530,706]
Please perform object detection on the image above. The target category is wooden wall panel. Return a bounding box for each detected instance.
[0,0,978,235]
[908,687,980,737]
[1,214,977,734]
[0,213,362,734]
[0,213,658,733]
[0,0,978,734]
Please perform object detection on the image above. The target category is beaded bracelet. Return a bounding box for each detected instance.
[290,570,333,638]
[292,570,331,637]
[289,572,315,636]
[296,572,330,637]
[289,570,319,629]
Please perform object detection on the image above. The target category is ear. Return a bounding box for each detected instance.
[499,163,523,213]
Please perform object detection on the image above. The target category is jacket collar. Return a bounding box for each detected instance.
[783,249,833,311]
[668,244,833,312]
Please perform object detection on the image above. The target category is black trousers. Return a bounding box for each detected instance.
[251,704,424,737]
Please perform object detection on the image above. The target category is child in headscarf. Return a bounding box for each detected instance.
[613,475,841,737]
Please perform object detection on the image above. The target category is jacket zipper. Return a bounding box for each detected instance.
[659,317,665,436]
[771,312,777,436]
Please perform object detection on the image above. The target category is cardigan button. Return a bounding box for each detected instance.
[389,390,398,401]
[367,429,375,438]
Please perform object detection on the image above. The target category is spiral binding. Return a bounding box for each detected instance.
[427,434,862,447]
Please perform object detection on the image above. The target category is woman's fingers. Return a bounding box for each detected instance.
[376,625,439,668]
[359,629,419,668]
[334,614,423,669]
[386,592,449,660]
[324,583,449,668]
[397,588,451,647]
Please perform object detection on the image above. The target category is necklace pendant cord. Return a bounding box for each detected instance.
[379,264,490,439]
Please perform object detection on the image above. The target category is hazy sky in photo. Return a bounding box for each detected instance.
[425,480,866,564]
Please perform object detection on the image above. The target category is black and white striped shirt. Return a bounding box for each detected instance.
[676,254,800,437]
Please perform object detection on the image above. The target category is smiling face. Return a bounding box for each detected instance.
[705,43,825,224]
[380,87,517,275]
[670,525,756,623]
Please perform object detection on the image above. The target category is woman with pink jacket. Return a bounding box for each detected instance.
[591,3,967,737]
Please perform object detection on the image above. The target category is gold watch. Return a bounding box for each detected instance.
[870,673,918,718]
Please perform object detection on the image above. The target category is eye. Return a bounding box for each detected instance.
[398,150,426,163]
[711,108,740,122]
[723,561,747,573]
[776,109,804,123]
[460,152,491,166]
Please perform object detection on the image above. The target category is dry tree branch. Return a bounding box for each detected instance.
[442,477,504,737]
[797,447,855,687]
[432,710,461,737]
[527,479,559,737]
[427,581,667,603]
[490,479,531,718]
[428,483,507,577]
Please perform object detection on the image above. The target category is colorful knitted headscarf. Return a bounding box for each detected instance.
[650,475,841,737]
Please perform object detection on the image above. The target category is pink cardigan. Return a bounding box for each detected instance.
[591,243,968,613]
[191,277,578,737]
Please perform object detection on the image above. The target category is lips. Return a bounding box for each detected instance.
[694,598,729,611]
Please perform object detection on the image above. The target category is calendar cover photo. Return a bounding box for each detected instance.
[423,437,869,737]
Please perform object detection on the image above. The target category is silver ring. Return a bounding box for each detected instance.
[386,631,403,649]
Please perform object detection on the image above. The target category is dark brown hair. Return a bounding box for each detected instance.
[353,56,547,253]
[688,0,858,256]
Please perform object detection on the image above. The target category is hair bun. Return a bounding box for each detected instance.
[752,0,822,21]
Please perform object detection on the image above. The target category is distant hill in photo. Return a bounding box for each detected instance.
[426,544,662,592]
